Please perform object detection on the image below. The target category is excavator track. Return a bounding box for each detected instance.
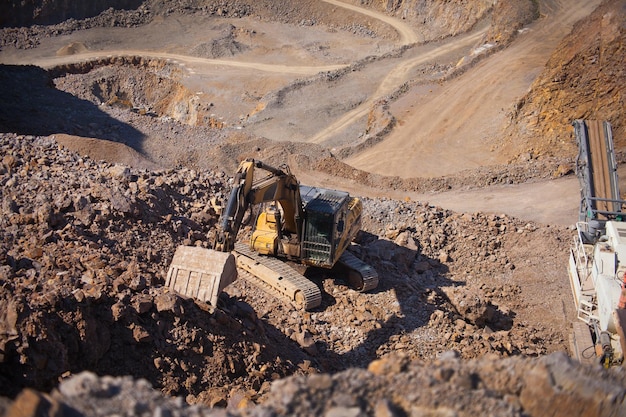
[336,250,379,292]
[234,243,322,310]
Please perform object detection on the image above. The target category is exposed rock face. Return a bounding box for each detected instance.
[361,0,538,45]
[54,61,204,126]
[378,0,494,38]
[486,0,539,44]
[0,0,144,27]
[503,0,626,161]
[4,353,626,417]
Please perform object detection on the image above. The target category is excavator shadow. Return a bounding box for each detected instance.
[300,233,516,372]
[319,238,452,370]
[228,233,459,372]
[227,237,443,372]
[301,264,380,309]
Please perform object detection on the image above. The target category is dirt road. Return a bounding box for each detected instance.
[5,0,416,75]
[15,50,349,76]
[294,164,581,226]
[308,27,487,144]
[0,0,602,226]
[322,0,420,45]
[345,0,602,178]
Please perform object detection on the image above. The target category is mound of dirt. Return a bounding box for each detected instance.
[55,42,88,56]
[54,133,159,170]
[189,23,248,58]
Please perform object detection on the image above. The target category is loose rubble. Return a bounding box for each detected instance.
[0,133,578,410]
[2,0,626,415]
[5,352,626,417]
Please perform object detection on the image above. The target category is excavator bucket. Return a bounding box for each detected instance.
[165,246,237,307]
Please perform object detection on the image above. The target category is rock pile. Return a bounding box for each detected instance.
[1,0,624,414]
[4,352,626,417]
[0,133,309,402]
[1,132,575,408]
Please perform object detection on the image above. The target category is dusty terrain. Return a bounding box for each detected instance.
[1,0,626,416]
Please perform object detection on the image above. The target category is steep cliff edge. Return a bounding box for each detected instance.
[502,0,626,161]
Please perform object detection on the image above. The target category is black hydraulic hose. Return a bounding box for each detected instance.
[221,185,240,233]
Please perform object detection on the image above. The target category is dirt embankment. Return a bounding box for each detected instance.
[364,0,539,45]
[502,0,626,162]
[0,0,144,28]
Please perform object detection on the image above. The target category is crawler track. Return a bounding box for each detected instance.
[336,250,379,292]
[234,243,322,310]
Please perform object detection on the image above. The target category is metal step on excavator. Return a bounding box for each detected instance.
[165,158,378,310]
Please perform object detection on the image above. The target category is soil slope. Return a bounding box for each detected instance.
[502,0,626,160]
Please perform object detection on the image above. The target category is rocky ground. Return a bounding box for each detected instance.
[0,132,582,414]
[1,0,626,416]
[5,352,626,417]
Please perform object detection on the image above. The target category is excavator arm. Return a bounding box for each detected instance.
[212,158,304,253]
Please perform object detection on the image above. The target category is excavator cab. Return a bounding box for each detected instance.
[250,186,358,267]
[300,185,359,269]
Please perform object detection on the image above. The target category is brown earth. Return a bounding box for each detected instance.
[0,0,626,416]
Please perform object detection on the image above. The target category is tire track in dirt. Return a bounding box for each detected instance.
[26,50,349,75]
[322,0,419,45]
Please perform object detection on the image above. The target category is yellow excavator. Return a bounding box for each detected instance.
[166,158,378,310]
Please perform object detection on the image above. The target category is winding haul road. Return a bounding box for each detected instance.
[345,0,603,179]
[28,50,349,75]
[16,0,416,75]
[307,27,487,144]
[322,0,419,46]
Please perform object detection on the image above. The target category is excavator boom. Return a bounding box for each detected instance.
[214,159,303,251]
